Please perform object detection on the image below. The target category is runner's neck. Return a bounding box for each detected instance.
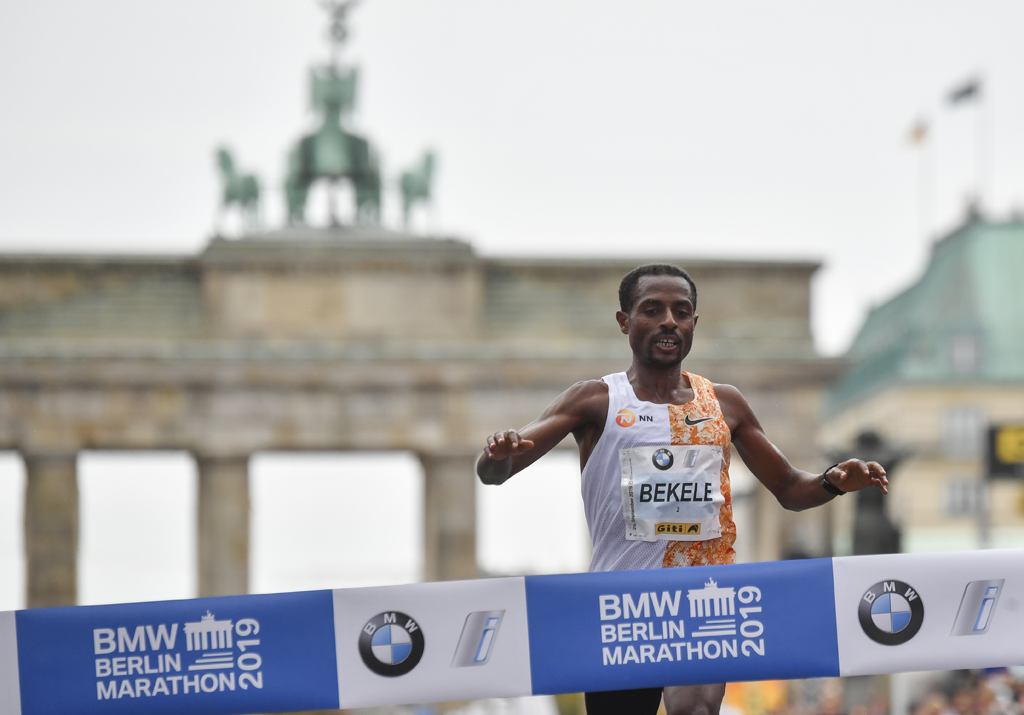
[625,362,693,405]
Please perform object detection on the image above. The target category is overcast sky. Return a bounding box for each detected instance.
[2,1,1024,352]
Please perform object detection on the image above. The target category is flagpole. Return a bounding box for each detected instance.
[907,118,931,242]
[921,137,933,240]
[976,81,989,214]
[947,75,986,217]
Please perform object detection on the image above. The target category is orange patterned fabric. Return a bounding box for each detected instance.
[662,372,737,568]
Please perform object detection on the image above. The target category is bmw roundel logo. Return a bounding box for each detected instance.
[652,449,674,470]
[858,580,924,645]
[358,611,425,676]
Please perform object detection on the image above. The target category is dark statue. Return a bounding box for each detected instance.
[829,430,908,555]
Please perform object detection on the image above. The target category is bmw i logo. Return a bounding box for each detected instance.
[652,449,674,470]
[358,611,425,676]
[858,580,924,645]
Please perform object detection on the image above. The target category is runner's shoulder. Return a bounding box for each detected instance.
[552,379,609,421]
[710,382,754,421]
[711,381,742,399]
[561,378,609,404]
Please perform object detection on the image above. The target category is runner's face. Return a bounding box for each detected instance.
[619,275,697,366]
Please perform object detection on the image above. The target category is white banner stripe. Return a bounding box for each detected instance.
[332,578,532,708]
[0,611,21,715]
[833,549,1024,676]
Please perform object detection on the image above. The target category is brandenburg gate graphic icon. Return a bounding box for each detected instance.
[687,579,736,618]
[185,611,234,651]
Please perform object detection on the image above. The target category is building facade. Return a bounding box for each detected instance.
[820,219,1024,554]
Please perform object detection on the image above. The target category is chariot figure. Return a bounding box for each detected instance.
[284,0,382,225]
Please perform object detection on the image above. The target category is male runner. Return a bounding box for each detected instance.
[476,264,888,715]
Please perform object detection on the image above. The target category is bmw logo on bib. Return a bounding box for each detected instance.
[858,580,924,645]
[359,611,425,676]
[652,448,674,470]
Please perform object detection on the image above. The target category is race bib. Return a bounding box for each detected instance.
[619,445,725,542]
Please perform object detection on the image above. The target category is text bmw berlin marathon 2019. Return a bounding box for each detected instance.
[1,549,1022,714]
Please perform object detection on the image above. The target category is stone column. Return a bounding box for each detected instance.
[419,452,478,582]
[196,456,250,597]
[24,453,79,608]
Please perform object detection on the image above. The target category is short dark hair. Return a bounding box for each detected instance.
[618,264,697,313]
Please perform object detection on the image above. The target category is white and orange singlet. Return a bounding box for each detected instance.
[582,371,736,572]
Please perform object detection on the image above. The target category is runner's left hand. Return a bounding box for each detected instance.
[826,459,888,494]
[485,429,535,461]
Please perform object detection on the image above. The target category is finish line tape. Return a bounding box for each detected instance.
[2,550,1022,714]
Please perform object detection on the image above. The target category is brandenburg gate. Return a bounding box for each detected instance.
[0,229,838,607]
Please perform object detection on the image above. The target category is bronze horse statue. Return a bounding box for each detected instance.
[215,147,260,232]
[400,151,435,228]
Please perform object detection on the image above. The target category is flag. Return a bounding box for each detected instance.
[948,77,982,105]
[907,118,928,145]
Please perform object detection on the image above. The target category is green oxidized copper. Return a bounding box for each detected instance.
[285,0,382,226]
[216,147,261,230]
[400,151,434,228]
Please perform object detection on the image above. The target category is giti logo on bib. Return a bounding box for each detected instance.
[615,409,636,428]
[656,522,700,535]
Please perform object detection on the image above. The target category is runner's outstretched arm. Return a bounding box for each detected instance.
[716,384,888,511]
[476,380,608,486]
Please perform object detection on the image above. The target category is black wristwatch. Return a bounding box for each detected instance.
[821,463,845,496]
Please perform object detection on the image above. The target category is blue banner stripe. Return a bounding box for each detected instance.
[525,559,840,694]
[15,591,339,715]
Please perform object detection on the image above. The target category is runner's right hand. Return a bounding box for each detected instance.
[485,429,535,460]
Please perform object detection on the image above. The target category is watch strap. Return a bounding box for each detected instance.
[821,463,845,496]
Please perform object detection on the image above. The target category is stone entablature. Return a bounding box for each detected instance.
[0,229,819,350]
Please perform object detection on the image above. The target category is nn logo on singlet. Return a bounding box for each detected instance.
[616,410,653,428]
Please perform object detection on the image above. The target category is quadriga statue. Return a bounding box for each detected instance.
[285,64,382,226]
